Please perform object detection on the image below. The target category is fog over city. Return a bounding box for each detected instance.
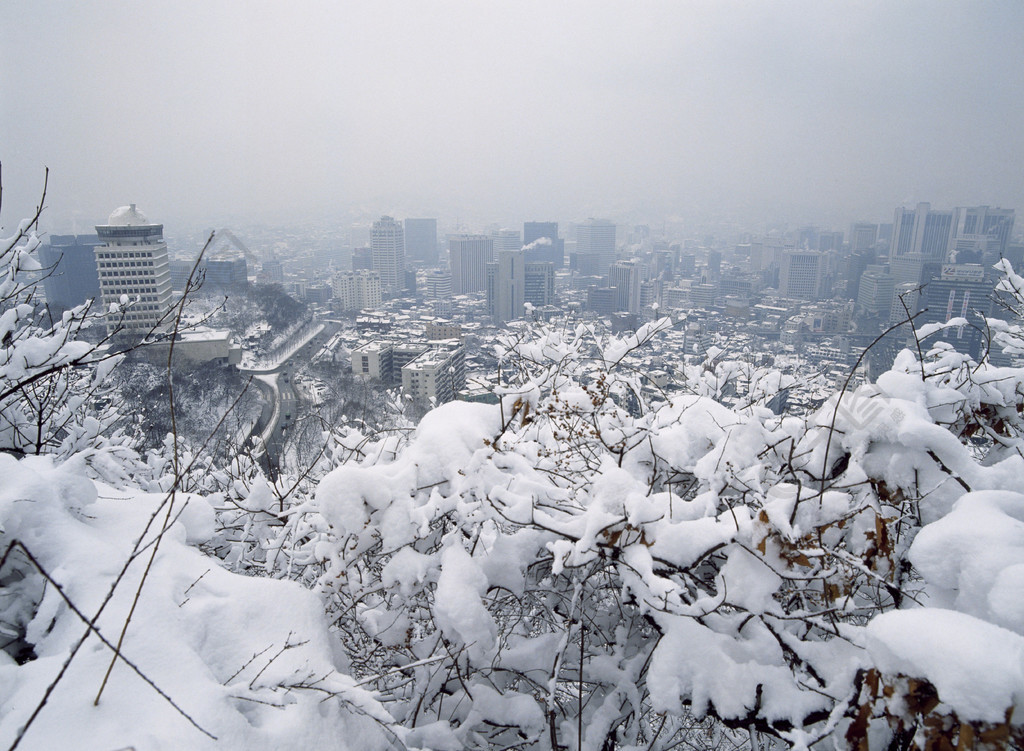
[9,3,1024,750]
[3,0,1023,232]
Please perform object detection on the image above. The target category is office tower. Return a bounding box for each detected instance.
[371,215,405,294]
[576,219,616,276]
[780,249,825,301]
[706,249,722,279]
[849,223,879,252]
[890,203,955,264]
[954,207,1014,251]
[890,253,942,290]
[38,234,102,313]
[487,250,525,325]
[952,206,1015,265]
[587,286,617,315]
[404,218,438,265]
[524,262,555,310]
[423,270,453,299]
[639,281,657,312]
[818,232,844,252]
[487,253,555,324]
[857,265,895,316]
[573,252,603,276]
[204,257,248,287]
[333,269,382,312]
[448,234,492,294]
[492,229,522,258]
[608,259,641,314]
[523,221,565,267]
[920,264,993,360]
[678,253,696,278]
[842,251,872,302]
[94,204,172,335]
[748,242,786,275]
[524,221,556,246]
[1005,242,1024,272]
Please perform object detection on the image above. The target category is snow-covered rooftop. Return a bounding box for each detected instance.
[106,203,150,226]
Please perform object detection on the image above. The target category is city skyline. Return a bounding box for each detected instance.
[3,2,1023,235]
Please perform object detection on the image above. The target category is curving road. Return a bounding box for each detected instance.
[241,320,340,477]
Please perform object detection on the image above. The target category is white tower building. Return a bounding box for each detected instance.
[94,204,172,336]
[371,216,405,294]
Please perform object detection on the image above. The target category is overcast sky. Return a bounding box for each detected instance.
[2,1,1023,234]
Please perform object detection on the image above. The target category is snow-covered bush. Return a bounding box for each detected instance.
[307,315,1024,750]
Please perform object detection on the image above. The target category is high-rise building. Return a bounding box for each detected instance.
[204,256,248,288]
[371,216,405,294]
[857,265,895,316]
[523,222,565,267]
[487,250,525,325]
[404,218,438,265]
[608,259,641,313]
[890,203,955,265]
[38,234,102,313]
[587,286,617,315]
[798,226,819,250]
[849,223,879,252]
[576,219,616,276]
[448,234,492,294]
[524,262,555,310]
[818,232,844,252]
[780,249,825,301]
[706,249,722,280]
[954,207,1014,252]
[952,206,1015,265]
[678,253,697,278]
[920,264,993,360]
[333,269,382,312]
[492,229,522,258]
[94,204,173,335]
[487,252,556,324]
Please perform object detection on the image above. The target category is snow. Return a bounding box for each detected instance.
[433,542,496,663]
[0,455,391,750]
[9,229,1024,749]
[910,490,1024,632]
[866,609,1024,724]
[105,204,150,226]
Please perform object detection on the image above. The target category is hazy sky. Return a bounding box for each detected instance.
[3,1,1023,234]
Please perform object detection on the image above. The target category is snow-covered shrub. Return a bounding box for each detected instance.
[308,316,1024,750]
